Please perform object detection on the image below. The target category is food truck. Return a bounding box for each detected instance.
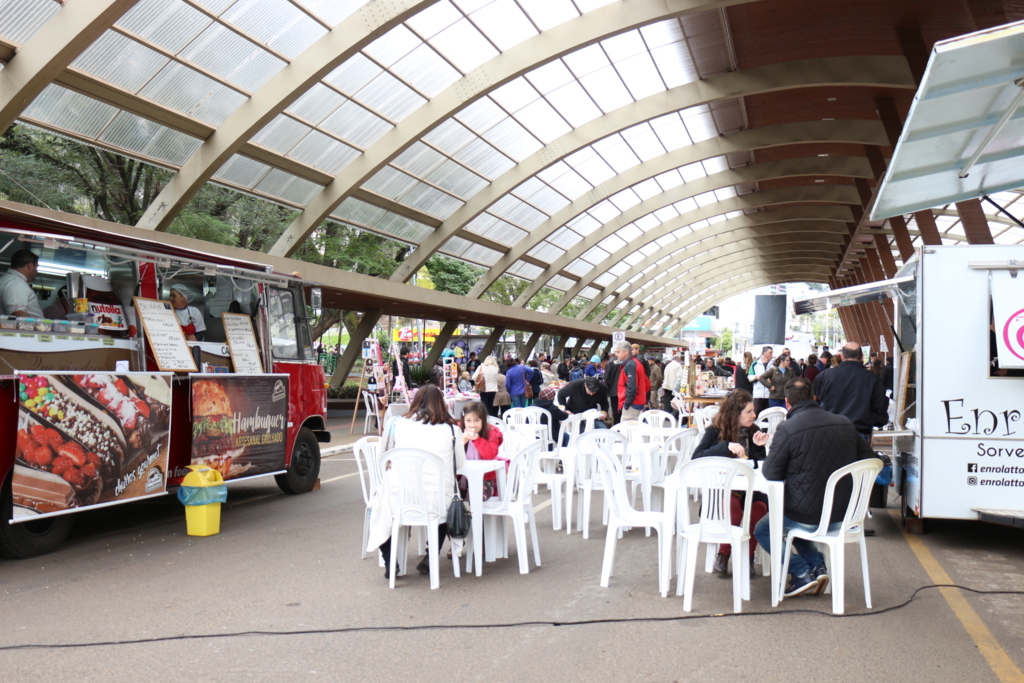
[794,246,1024,532]
[0,206,328,558]
[794,19,1024,532]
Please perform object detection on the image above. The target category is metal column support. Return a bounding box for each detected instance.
[478,327,505,360]
[422,320,459,369]
[330,311,382,389]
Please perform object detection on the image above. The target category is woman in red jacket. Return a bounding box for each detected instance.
[459,401,504,499]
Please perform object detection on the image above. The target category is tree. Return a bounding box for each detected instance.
[424,256,484,295]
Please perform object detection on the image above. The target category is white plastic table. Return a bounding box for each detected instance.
[456,459,506,576]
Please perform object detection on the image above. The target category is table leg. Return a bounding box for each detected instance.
[768,481,784,606]
[469,472,484,577]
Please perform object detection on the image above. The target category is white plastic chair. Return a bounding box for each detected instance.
[382,403,409,436]
[640,410,677,430]
[702,404,721,420]
[487,415,505,429]
[536,410,596,531]
[594,445,678,597]
[378,448,460,590]
[755,406,787,434]
[362,391,380,434]
[676,457,754,613]
[523,406,554,450]
[651,428,699,509]
[353,436,383,561]
[468,441,543,574]
[572,430,627,539]
[780,458,883,614]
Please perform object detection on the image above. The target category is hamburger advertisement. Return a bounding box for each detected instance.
[12,373,173,521]
[181,375,288,484]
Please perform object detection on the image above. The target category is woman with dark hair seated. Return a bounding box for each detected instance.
[692,389,770,578]
[373,384,466,579]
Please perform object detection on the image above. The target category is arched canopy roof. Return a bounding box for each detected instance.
[2,0,1024,334]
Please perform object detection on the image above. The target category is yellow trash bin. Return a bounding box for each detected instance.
[178,465,227,537]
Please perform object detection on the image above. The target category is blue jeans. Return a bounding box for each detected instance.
[768,399,786,408]
[754,515,840,577]
[560,413,608,446]
[511,394,527,408]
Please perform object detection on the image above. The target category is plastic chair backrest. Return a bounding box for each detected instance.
[679,457,754,542]
[363,391,378,424]
[812,459,884,537]
[702,404,721,420]
[558,410,594,447]
[592,443,637,520]
[756,407,787,435]
[574,430,628,485]
[523,406,552,441]
[379,448,447,525]
[500,440,543,507]
[487,415,505,429]
[353,436,382,505]
[640,410,677,430]
[504,407,533,426]
[664,428,699,475]
[611,420,647,444]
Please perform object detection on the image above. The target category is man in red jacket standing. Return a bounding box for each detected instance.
[614,341,649,421]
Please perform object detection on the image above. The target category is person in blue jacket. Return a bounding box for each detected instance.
[505,358,534,408]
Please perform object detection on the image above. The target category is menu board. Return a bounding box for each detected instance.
[221,312,263,374]
[11,372,173,521]
[133,297,198,372]
[170,374,288,486]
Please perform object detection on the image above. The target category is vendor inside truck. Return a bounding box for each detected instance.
[0,248,44,318]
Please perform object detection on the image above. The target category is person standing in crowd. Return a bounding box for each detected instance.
[703,357,731,377]
[392,347,413,390]
[803,353,820,384]
[493,371,511,417]
[734,351,755,395]
[615,341,649,421]
[662,353,683,415]
[569,360,583,381]
[758,354,794,409]
[754,378,877,597]
[473,355,500,416]
[748,346,774,415]
[556,356,571,382]
[815,342,888,439]
[816,350,831,372]
[585,355,600,377]
[0,249,44,319]
[465,351,481,377]
[881,357,894,395]
[631,343,650,376]
[540,362,556,389]
[527,359,542,405]
[372,384,466,579]
[505,358,534,408]
[648,357,664,407]
[693,389,769,578]
[603,351,622,425]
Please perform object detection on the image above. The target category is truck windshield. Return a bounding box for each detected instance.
[268,288,300,359]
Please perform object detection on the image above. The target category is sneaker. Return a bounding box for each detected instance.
[416,555,431,575]
[784,571,819,598]
[811,564,829,594]
[712,551,730,576]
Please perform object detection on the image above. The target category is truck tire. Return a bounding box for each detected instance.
[0,474,74,559]
[276,427,321,494]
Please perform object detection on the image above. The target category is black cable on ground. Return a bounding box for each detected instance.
[1,584,1021,652]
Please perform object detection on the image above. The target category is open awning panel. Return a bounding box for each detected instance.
[871,20,1024,220]
[792,277,914,315]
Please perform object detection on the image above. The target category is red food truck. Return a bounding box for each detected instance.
[0,206,328,558]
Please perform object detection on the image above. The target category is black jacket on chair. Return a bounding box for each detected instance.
[761,401,877,525]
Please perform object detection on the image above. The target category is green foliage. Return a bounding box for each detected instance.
[409,367,433,384]
[559,296,588,318]
[327,382,361,399]
[425,256,484,295]
[712,327,734,352]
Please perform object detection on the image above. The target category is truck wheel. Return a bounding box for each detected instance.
[276,427,321,494]
[0,474,74,559]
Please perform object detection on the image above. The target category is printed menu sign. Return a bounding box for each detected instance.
[221,312,263,374]
[133,297,198,372]
[11,373,173,521]
[170,374,288,486]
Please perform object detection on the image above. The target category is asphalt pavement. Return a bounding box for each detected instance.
[2,452,1024,682]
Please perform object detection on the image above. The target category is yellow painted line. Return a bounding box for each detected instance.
[888,509,1024,682]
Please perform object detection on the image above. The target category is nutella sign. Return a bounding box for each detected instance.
[88,301,127,332]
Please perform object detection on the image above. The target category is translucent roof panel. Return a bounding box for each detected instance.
[0,0,59,45]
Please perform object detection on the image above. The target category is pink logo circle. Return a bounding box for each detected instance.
[1002,308,1024,361]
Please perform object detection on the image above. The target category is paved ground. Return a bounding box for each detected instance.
[3,443,1024,682]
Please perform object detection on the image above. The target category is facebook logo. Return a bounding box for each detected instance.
[967,463,978,473]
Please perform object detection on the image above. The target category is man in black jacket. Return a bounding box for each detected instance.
[815,342,888,437]
[556,376,609,417]
[603,357,622,425]
[754,378,876,597]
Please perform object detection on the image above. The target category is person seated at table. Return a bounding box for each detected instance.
[459,401,503,500]
[458,371,473,393]
[692,389,770,578]
[372,384,466,579]
[753,378,878,598]
[534,385,569,449]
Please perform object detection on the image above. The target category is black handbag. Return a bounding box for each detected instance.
[446,425,471,539]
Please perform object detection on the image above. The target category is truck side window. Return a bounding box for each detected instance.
[268,288,299,359]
